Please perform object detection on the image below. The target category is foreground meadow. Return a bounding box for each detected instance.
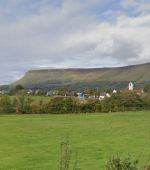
[0,111,150,169]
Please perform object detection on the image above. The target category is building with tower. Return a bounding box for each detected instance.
[129,82,133,90]
[124,82,143,94]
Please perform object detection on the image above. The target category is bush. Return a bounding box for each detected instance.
[58,133,77,170]
[87,98,101,112]
[105,153,138,170]
[64,97,76,113]
[0,105,15,114]
[12,97,18,107]
[49,97,65,114]
[0,94,11,106]
[144,83,150,93]
[17,104,32,114]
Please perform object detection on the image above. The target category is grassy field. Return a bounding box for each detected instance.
[9,96,87,105]
[9,96,52,105]
[0,111,150,170]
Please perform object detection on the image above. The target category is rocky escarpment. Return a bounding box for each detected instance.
[10,62,150,91]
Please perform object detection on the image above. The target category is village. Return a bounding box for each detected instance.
[44,82,144,99]
[0,82,144,101]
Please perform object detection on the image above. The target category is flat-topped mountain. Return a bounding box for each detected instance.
[10,62,150,91]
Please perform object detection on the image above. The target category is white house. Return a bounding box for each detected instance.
[0,90,9,95]
[113,90,117,93]
[28,89,33,94]
[99,93,110,100]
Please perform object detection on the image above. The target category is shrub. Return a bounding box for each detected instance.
[64,97,76,113]
[106,137,150,170]
[12,97,18,107]
[87,98,101,112]
[39,99,43,105]
[101,97,111,113]
[18,95,25,104]
[49,97,65,114]
[105,153,138,170]
[58,133,77,170]
[17,104,32,114]
[0,105,15,114]
[0,94,11,106]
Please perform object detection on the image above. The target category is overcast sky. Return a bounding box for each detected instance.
[0,0,150,84]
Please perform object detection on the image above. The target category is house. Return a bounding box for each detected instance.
[124,89,143,94]
[77,93,90,100]
[113,90,117,93]
[77,93,82,96]
[0,90,9,95]
[124,82,143,94]
[99,93,110,100]
[28,89,33,94]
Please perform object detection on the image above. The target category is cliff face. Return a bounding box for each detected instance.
[10,63,150,91]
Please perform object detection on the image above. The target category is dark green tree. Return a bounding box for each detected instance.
[144,83,150,93]
[49,97,65,114]
[74,92,78,97]
[10,85,25,95]
[0,95,15,114]
[14,85,24,91]
[88,88,94,95]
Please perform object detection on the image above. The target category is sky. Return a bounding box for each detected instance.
[0,0,150,84]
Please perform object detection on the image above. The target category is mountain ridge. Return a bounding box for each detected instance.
[10,62,150,91]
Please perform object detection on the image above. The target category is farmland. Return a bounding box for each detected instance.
[9,96,52,105]
[0,111,150,169]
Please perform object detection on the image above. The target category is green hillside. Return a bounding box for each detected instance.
[10,62,150,91]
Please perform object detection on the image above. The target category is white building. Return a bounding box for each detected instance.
[99,93,110,100]
[129,82,133,90]
[113,90,117,93]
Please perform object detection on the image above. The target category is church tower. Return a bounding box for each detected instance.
[129,82,133,91]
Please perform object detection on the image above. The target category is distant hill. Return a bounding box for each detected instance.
[9,62,150,91]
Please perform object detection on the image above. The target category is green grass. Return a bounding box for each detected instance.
[0,111,150,169]
[9,96,52,105]
[9,96,87,105]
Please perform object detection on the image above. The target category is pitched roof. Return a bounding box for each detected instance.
[100,93,106,96]
[124,89,143,93]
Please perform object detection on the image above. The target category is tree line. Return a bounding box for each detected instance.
[1,91,150,114]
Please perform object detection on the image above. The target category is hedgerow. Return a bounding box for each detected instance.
[1,92,150,114]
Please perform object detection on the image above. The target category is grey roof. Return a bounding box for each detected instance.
[100,93,106,96]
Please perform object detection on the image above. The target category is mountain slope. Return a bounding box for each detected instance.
[10,62,150,91]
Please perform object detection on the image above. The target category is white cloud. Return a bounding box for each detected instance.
[0,0,150,84]
[93,13,150,64]
[120,0,150,14]
[120,0,138,9]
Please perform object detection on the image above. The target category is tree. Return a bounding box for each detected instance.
[74,92,78,97]
[14,85,24,91]
[37,90,47,96]
[88,88,94,95]
[144,83,150,93]
[105,89,111,93]
[49,97,65,114]
[10,85,25,95]
[0,95,15,114]
[119,92,143,110]
[0,94,11,106]
[58,87,69,95]
[87,98,101,112]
